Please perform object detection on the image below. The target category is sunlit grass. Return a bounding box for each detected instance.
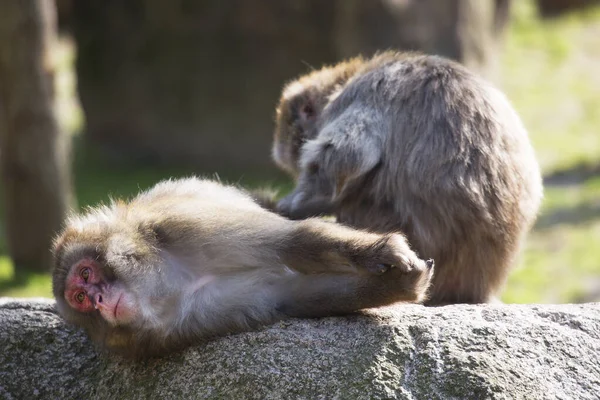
[503,177,600,303]
[0,256,52,298]
[502,0,600,173]
[498,0,600,303]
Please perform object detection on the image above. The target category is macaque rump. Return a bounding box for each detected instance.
[52,178,433,358]
[272,52,543,305]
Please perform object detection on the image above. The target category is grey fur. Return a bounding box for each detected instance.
[273,52,543,304]
[52,177,433,357]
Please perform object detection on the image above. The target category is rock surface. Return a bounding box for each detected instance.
[0,299,599,400]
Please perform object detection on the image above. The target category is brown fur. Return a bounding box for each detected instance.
[52,178,433,357]
[272,52,543,305]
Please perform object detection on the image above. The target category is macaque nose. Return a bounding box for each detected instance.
[94,293,103,308]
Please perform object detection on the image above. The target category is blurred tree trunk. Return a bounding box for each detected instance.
[334,0,511,80]
[0,0,73,271]
[67,0,510,172]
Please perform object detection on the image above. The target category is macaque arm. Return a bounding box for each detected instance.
[274,274,401,318]
[279,218,407,275]
[273,218,433,317]
[276,189,334,220]
[278,106,383,219]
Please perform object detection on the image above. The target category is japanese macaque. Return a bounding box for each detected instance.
[272,52,543,305]
[52,178,434,358]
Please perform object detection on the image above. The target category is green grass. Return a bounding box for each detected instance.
[0,256,53,298]
[1,0,599,303]
[501,0,600,173]
[499,0,600,303]
[503,178,600,303]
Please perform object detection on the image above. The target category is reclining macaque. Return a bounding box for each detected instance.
[52,178,434,358]
[272,52,543,304]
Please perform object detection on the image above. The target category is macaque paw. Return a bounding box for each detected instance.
[277,190,331,220]
[359,234,434,276]
[276,192,303,218]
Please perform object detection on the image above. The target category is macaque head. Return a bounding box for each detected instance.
[272,58,365,177]
[52,211,168,357]
[61,257,135,326]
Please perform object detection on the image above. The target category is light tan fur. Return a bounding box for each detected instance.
[52,177,433,357]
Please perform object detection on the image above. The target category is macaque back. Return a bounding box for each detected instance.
[52,178,433,357]
[273,52,543,304]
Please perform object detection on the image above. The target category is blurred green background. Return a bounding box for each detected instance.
[0,0,599,303]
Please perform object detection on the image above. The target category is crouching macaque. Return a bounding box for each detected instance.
[272,52,543,305]
[52,178,434,357]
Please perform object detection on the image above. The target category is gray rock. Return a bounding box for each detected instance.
[0,298,598,400]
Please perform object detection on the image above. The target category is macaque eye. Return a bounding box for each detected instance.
[75,292,86,304]
[80,267,90,282]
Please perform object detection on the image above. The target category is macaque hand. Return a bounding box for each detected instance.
[277,190,333,220]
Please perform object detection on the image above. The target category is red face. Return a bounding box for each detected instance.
[64,259,136,325]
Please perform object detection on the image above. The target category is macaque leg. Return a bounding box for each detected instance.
[281,219,416,275]
[275,265,432,318]
[274,219,434,316]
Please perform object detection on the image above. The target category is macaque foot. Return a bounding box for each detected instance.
[354,234,434,276]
